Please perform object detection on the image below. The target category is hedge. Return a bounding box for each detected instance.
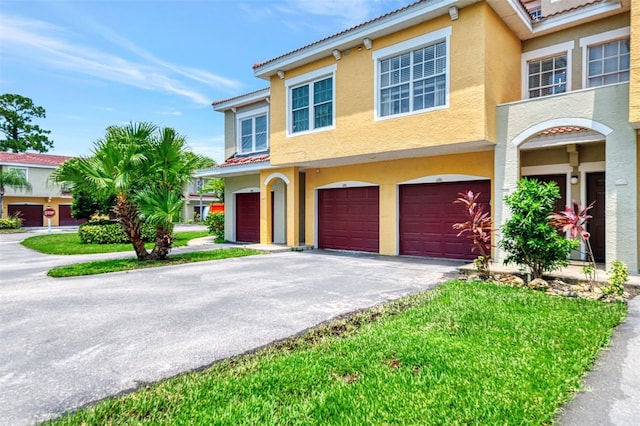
[79,220,156,244]
[0,216,22,229]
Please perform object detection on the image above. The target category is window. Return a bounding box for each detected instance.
[586,38,630,87]
[521,41,574,99]
[373,27,451,119]
[286,64,336,135]
[527,54,567,98]
[580,27,630,88]
[237,108,268,154]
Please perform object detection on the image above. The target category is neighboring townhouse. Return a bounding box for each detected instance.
[181,177,218,222]
[0,152,85,227]
[201,0,639,272]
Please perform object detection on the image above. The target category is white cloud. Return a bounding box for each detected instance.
[0,14,241,106]
[187,136,225,163]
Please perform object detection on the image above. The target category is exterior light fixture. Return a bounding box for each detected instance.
[448,6,459,20]
[570,174,579,185]
[363,38,372,50]
[332,49,342,60]
[277,70,285,79]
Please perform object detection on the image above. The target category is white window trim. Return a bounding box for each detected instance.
[373,26,451,121]
[285,64,337,137]
[521,40,574,99]
[579,27,630,88]
[236,106,269,154]
[8,166,28,181]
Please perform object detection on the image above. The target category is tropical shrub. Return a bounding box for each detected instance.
[0,215,22,229]
[499,178,578,279]
[204,212,225,242]
[452,190,493,277]
[549,200,597,282]
[602,260,628,297]
[79,220,155,244]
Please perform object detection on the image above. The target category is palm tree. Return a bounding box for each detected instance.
[53,123,155,260]
[136,127,209,259]
[53,122,207,261]
[0,167,32,218]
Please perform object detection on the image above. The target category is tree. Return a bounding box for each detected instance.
[0,167,32,218]
[202,177,224,202]
[499,178,578,279]
[53,122,208,260]
[0,94,54,153]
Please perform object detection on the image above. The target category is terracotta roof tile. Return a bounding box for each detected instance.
[537,126,587,136]
[0,152,73,166]
[216,154,270,168]
[253,0,425,70]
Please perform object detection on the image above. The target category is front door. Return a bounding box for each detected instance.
[586,172,605,262]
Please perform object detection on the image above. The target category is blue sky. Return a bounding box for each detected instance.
[1,0,414,163]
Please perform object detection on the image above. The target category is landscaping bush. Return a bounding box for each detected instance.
[499,178,578,279]
[79,220,155,244]
[0,215,22,229]
[204,212,224,242]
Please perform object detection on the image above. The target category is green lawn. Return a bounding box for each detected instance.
[48,248,263,277]
[21,231,210,255]
[49,281,627,425]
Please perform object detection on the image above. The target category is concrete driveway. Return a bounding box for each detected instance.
[0,232,460,425]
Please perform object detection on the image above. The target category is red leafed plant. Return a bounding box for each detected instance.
[549,200,597,282]
[452,191,494,276]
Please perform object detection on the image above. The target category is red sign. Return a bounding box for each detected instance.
[43,207,56,218]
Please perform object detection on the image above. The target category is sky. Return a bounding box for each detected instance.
[0,0,416,163]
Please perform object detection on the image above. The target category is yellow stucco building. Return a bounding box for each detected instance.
[200,0,639,271]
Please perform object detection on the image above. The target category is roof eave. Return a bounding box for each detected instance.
[254,0,466,80]
[194,162,274,178]
[212,88,271,112]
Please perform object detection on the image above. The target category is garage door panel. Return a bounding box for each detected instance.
[59,205,87,226]
[318,187,379,253]
[399,181,490,259]
[8,205,43,227]
[236,193,260,243]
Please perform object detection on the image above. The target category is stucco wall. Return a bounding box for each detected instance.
[3,196,72,226]
[495,83,638,271]
[268,3,517,166]
[2,166,64,198]
[304,150,494,255]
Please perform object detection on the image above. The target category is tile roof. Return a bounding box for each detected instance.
[216,154,270,168]
[253,0,425,70]
[537,126,588,136]
[0,152,73,166]
[520,0,604,21]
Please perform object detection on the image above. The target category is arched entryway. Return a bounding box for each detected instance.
[263,172,288,244]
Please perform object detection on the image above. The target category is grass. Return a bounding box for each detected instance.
[49,280,627,425]
[48,248,263,277]
[21,231,210,255]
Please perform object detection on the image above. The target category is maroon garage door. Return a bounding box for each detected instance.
[8,204,43,227]
[318,186,379,253]
[236,193,260,243]
[399,180,490,259]
[59,205,87,226]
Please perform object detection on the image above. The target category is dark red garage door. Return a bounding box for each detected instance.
[59,205,87,226]
[318,186,379,253]
[236,193,260,243]
[399,180,490,259]
[8,204,43,227]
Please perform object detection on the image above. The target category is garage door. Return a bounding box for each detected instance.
[236,193,260,243]
[8,204,43,227]
[59,205,87,226]
[399,180,490,259]
[318,186,379,253]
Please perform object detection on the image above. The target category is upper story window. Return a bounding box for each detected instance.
[374,27,451,120]
[286,64,336,136]
[237,107,268,154]
[521,41,574,99]
[580,27,630,88]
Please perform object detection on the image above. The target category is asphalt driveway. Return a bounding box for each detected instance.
[0,232,460,425]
